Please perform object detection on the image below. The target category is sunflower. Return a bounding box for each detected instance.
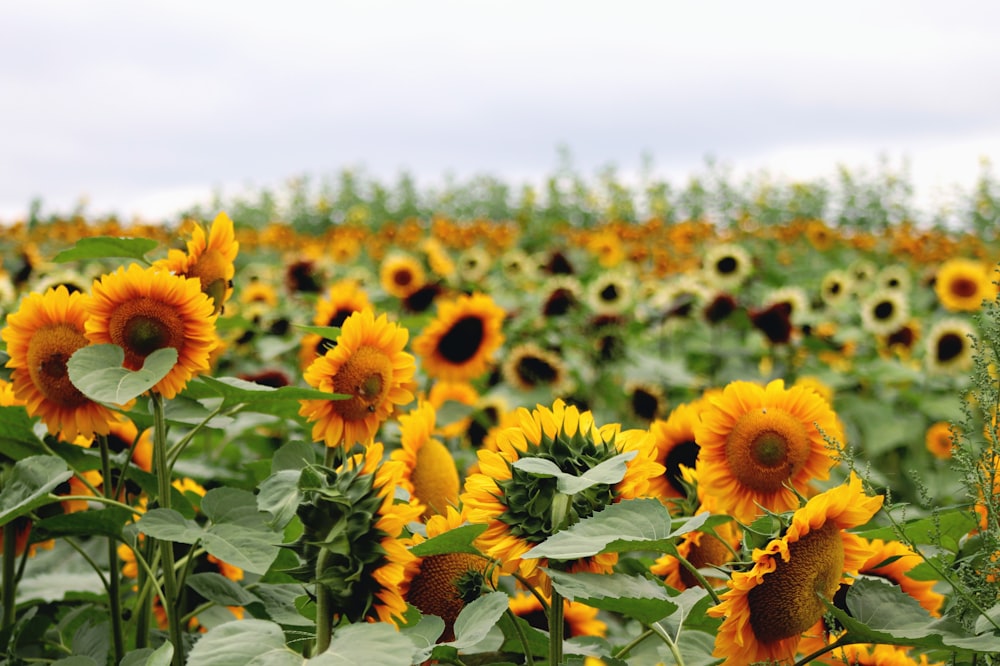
[539,276,582,319]
[646,400,705,505]
[819,269,854,309]
[500,342,571,395]
[934,258,996,312]
[701,291,739,325]
[694,379,841,524]
[390,402,460,519]
[456,245,493,284]
[412,293,506,382]
[426,380,480,439]
[856,537,945,616]
[702,242,753,291]
[623,380,667,424]
[877,264,912,293]
[882,319,921,359]
[460,399,664,588]
[106,416,154,472]
[154,212,239,314]
[2,286,118,440]
[299,308,416,448]
[860,289,911,336]
[925,421,956,460]
[708,473,884,666]
[850,259,879,294]
[584,269,634,316]
[0,378,23,406]
[379,252,426,299]
[405,506,494,641]
[924,318,976,375]
[748,301,794,346]
[298,279,374,370]
[508,589,607,638]
[762,286,811,328]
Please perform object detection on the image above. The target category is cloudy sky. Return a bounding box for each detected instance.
[2,1,999,222]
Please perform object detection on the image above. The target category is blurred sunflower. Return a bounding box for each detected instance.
[876,264,912,293]
[850,259,879,295]
[934,258,995,312]
[762,286,812,328]
[748,300,794,346]
[584,269,634,316]
[456,245,492,284]
[623,380,666,424]
[702,242,753,291]
[390,401,460,519]
[646,400,705,505]
[426,380,480,439]
[856,537,945,616]
[501,342,571,395]
[0,377,23,406]
[3,286,117,441]
[924,318,975,375]
[299,279,374,370]
[379,252,426,299]
[412,293,506,382]
[819,269,854,309]
[539,276,582,319]
[106,416,154,472]
[404,506,494,641]
[299,308,415,448]
[154,212,239,314]
[701,291,739,326]
[461,399,663,588]
[859,289,911,337]
[925,421,956,460]
[695,379,841,523]
[882,319,921,359]
[708,473,883,666]
[508,589,607,638]
[83,264,218,400]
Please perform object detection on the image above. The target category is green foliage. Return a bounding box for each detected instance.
[67,344,178,404]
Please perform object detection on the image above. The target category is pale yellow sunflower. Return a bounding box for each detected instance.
[390,401,460,519]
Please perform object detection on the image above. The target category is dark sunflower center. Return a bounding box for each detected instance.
[516,355,557,386]
[630,388,660,421]
[950,277,978,298]
[437,316,485,364]
[407,552,486,638]
[543,289,574,316]
[664,440,699,495]
[887,325,915,348]
[726,408,810,493]
[828,282,842,295]
[328,308,355,329]
[26,324,91,407]
[393,268,414,287]
[873,300,894,320]
[108,298,186,370]
[936,333,964,362]
[716,256,738,274]
[600,284,619,301]
[125,316,171,356]
[331,346,394,421]
[747,523,844,643]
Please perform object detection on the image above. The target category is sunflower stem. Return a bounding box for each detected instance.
[649,621,684,666]
[2,521,17,629]
[613,627,655,659]
[151,393,185,666]
[503,608,535,666]
[98,434,125,664]
[674,553,722,605]
[314,550,334,655]
[547,585,564,666]
[792,633,853,666]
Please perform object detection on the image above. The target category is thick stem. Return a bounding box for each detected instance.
[547,586,564,666]
[98,434,125,664]
[152,394,185,666]
[314,550,333,654]
[2,521,17,629]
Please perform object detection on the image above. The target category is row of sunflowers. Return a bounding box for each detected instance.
[0,207,999,665]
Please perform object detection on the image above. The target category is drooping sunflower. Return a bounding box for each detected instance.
[924,317,976,375]
[404,506,495,641]
[508,589,607,638]
[925,421,956,460]
[412,293,506,383]
[694,379,842,524]
[702,243,753,291]
[934,258,996,312]
[708,473,884,666]
[379,252,426,299]
[460,399,664,588]
[299,308,416,448]
[154,212,239,314]
[859,288,911,337]
[500,342,572,395]
[2,286,118,441]
[390,401,460,519]
[83,264,218,400]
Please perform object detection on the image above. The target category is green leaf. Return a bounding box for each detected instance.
[408,523,488,557]
[524,499,715,560]
[249,584,312,627]
[0,455,73,527]
[71,619,109,666]
[119,642,174,666]
[0,405,46,460]
[311,622,417,665]
[444,591,510,651]
[401,613,445,664]
[34,507,134,540]
[827,576,1000,653]
[186,572,261,607]
[67,344,178,404]
[545,569,677,625]
[52,236,159,263]
[272,440,318,472]
[257,469,304,529]
[136,508,203,543]
[186,619,299,666]
[858,506,977,552]
[512,450,637,495]
[196,375,347,409]
[293,324,342,339]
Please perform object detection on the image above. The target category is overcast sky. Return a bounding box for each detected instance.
[2,1,999,222]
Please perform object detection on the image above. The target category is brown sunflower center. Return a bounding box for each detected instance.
[26,324,90,407]
[936,333,964,362]
[716,256,738,274]
[393,268,414,287]
[437,316,485,364]
[747,522,844,643]
[725,408,810,493]
[331,345,394,421]
[406,552,486,641]
[950,277,979,298]
[680,532,731,588]
[109,298,186,369]
[873,300,894,320]
[516,355,557,387]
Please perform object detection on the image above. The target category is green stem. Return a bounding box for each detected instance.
[548,586,564,666]
[2,520,17,629]
[166,403,227,467]
[152,394,185,666]
[503,609,535,666]
[613,627,655,659]
[793,633,853,666]
[649,621,684,666]
[314,550,333,655]
[674,552,722,605]
[98,434,125,666]
[133,533,157,649]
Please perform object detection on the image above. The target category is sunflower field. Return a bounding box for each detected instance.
[2,165,1000,666]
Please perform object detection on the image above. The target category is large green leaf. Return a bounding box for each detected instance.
[0,455,73,527]
[512,451,637,495]
[67,344,177,404]
[34,506,134,540]
[0,405,46,461]
[524,499,716,560]
[444,591,509,651]
[408,523,488,557]
[857,506,977,553]
[312,622,417,665]
[196,376,347,409]
[118,642,173,666]
[827,576,1000,653]
[52,236,159,263]
[186,572,261,607]
[545,568,677,625]
[256,469,304,529]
